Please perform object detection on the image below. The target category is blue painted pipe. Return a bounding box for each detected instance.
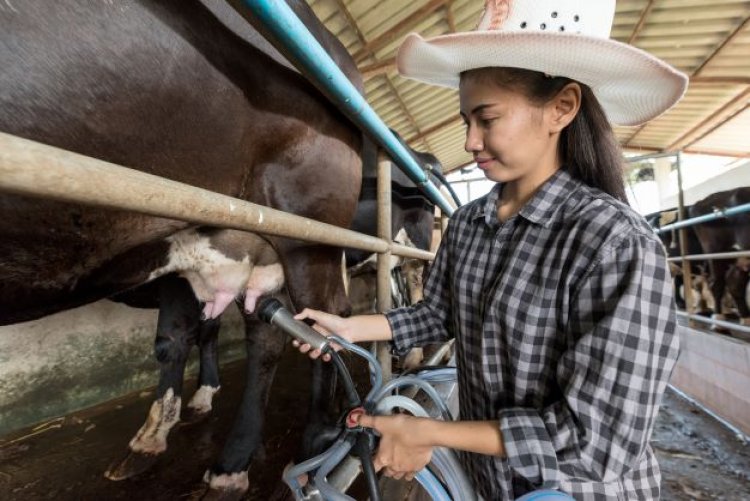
[657,202,750,234]
[239,0,455,216]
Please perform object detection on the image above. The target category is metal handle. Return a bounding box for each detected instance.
[257,297,330,352]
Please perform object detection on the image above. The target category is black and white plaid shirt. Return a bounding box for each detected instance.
[386,169,679,500]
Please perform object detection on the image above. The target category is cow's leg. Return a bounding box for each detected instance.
[272,244,352,490]
[201,297,288,500]
[673,273,686,310]
[708,260,732,332]
[182,316,222,423]
[726,264,750,326]
[106,275,200,480]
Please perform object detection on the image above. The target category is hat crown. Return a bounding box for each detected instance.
[476,0,616,38]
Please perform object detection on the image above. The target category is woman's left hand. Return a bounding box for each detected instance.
[358,414,434,481]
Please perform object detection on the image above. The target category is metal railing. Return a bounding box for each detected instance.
[233,0,455,216]
[0,133,431,262]
[656,203,750,234]
[638,152,749,333]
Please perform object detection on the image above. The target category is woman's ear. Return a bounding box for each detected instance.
[548,82,581,133]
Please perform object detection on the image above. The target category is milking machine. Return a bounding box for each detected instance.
[257,297,476,501]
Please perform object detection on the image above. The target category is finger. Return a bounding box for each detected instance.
[293,308,313,321]
[292,340,300,348]
[322,353,331,362]
[309,349,321,359]
[357,414,376,429]
[310,323,332,336]
[298,343,312,353]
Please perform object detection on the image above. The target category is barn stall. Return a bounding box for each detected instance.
[2,0,750,500]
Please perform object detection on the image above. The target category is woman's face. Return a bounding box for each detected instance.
[459,75,560,185]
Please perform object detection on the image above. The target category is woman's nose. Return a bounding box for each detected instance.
[464,125,483,153]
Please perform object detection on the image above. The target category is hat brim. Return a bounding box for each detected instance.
[397,31,688,126]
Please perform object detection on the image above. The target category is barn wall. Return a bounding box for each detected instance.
[0,300,246,436]
[671,326,750,436]
[661,160,750,208]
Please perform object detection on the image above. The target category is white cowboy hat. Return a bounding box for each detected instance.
[397,0,688,126]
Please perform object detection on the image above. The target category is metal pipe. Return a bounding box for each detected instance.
[391,243,434,261]
[668,250,750,261]
[234,0,455,216]
[376,152,393,382]
[624,151,680,164]
[677,311,750,334]
[424,340,454,366]
[0,133,387,253]
[0,133,433,262]
[657,202,750,233]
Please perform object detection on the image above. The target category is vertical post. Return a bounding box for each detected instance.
[376,151,393,381]
[675,151,696,327]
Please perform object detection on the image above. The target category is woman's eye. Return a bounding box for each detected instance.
[480,118,496,127]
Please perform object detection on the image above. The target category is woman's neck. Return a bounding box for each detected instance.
[497,163,561,222]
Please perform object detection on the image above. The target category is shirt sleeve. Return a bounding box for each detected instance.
[499,232,680,489]
[385,221,455,355]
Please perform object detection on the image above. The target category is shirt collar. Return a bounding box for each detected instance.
[471,168,581,227]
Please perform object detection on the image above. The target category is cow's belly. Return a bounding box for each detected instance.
[149,228,285,319]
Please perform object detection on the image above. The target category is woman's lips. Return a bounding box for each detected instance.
[475,158,493,169]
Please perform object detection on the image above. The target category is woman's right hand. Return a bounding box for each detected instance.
[293,308,349,361]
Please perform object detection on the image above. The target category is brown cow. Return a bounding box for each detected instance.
[689,187,750,328]
[0,0,362,498]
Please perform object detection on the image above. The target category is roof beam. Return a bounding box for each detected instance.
[623,123,649,147]
[693,14,750,76]
[332,0,368,51]
[406,115,460,143]
[332,0,432,151]
[353,0,448,62]
[359,58,395,78]
[690,76,750,85]
[628,0,657,45]
[383,74,433,151]
[446,1,456,33]
[683,148,750,158]
[666,87,750,151]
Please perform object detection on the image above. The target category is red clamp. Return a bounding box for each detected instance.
[345,407,366,429]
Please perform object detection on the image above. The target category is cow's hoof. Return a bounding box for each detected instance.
[201,471,248,501]
[104,449,159,480]
[199,486,246,501]
[180,406,212,425]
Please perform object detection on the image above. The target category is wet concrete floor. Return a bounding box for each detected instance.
[1,345,749,500]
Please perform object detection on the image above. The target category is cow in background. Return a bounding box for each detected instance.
[690,187,750,328]
[645,209,712,313]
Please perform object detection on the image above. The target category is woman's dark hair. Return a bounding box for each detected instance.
[461,67,628,204]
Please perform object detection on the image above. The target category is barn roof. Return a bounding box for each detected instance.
[306,0,750,172]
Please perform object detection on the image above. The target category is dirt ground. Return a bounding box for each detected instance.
[654,389,750,500]
[0,346,748,500]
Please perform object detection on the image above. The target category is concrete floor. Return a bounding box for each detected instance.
[0,347,749,500]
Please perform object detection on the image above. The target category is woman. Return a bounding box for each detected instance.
[295,0,685,498]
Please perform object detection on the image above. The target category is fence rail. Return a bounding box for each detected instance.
[0,133,435,262]
[657,203,750,234]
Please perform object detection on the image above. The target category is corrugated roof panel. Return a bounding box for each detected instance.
[625,83,747,149]
[306,0,750,170]
[690,106,750,154]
